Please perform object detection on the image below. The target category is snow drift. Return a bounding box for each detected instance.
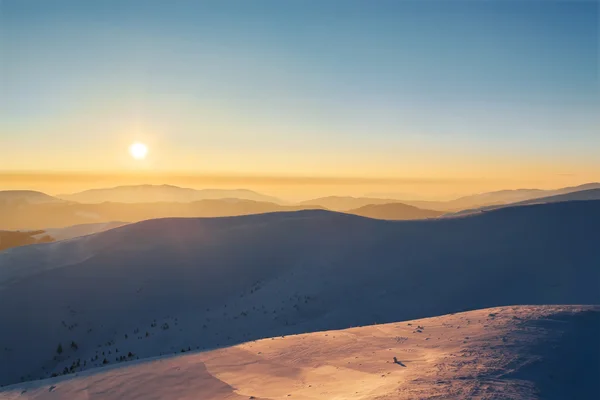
[2,306,598,399]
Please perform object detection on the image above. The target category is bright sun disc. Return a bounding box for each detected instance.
[129,142,148,160]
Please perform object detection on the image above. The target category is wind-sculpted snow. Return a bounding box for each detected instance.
[1,306,598,399]
[0,201,599,386]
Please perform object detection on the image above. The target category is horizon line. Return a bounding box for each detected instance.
[0,170,505,186]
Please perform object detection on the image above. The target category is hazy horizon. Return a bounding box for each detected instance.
[2,170,600,202]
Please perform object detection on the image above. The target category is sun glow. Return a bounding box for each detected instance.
[129,142,148,160]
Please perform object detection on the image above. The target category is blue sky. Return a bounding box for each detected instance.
[0,0,598,196]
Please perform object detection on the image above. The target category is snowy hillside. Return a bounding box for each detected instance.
[403,182,600,211]
[0,201,599,386]
[31,222,129,242]
[448,188,600,217]
[1,306,598,399]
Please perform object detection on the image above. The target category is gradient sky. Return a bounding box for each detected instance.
[1,0,598,199]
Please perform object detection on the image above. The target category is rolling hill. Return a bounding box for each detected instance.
[0,191,63,205]
[347,203,443,220]
[0,231,54,252]
[300,183,600,212]
[298,196,397,211]
[0,201,598,386]
[58,185,283,204]
[0,223,127,253]
[0,199,320,230]
[448,188,600,217]
[403,182,600,211]
[2,305,597,399]
[31,222,129,242]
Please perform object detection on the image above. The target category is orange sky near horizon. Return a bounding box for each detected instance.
[1,167,598,201]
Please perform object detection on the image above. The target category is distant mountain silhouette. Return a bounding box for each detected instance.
[59,185,283,204]
[32,221,128,242]
[299,184,600,212]
[0,199,322,230]
[402,182,600,211]
[0,190,63,205]
[347,202,443,220]
[298,196,396,211]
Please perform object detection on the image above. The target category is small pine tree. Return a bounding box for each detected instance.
[56,343,63,354]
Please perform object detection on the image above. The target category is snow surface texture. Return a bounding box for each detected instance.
[1,306,598,399]
[0,201,599,387]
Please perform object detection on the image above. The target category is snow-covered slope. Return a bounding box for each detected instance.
[1,306,598,399]
[403,182,600,212]
[31,222,129,242]
[448,188,600,217]
[0,201,599,386]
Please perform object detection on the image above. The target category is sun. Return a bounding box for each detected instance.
[129,142,148,160]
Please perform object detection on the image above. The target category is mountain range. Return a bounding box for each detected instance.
[0,199,322,231]
[402,182,600,211]
[1,181,598,239]
[57,185,283,204]
[0,191,63,205]
[448,188,600,217]
[346,202,443,220]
